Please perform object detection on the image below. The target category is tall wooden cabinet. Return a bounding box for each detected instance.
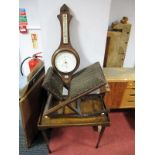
[103,68,135,109]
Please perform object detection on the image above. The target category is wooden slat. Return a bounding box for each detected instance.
[39,115,109,128]
[67,104,82,116]
[44,83,105,115]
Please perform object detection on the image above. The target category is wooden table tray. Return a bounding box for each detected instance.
[43,94,108,118]
[38,94,110,128]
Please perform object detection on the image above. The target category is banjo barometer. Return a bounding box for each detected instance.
[52,4,80,85]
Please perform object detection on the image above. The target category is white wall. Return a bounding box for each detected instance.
[19,30,43,76]
[19,0,40,27]
[109,0,135,67]
[19,0,43,76]
[38,0,112,71]
[19,0,135,74]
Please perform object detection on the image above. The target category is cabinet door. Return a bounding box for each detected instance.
[104,82,127,109]
[19,74,46,147]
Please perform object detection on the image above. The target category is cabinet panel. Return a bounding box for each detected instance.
[104,82,135,109]
[104,82,127,108]
[19,74,46,147]
[103,68,135,109]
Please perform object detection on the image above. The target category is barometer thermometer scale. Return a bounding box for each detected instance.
[52,4,80,85]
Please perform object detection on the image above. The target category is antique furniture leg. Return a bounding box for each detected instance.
[93,126,98,132]
[41,130,52,153]
[95,126,105,148]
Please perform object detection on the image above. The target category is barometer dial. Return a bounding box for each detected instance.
[55,51,77,73]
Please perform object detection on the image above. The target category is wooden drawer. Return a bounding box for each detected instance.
[121,88,135,108]
[127,81,135,89]
[103,68,135,109]
[104,81,135,109]
[124,88,135,96]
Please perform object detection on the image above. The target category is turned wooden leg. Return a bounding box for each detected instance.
[93,126,98,132]
[95,126,105,148]
[41,130,52,153]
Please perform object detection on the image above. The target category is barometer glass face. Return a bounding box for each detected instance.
[55,51,77,73]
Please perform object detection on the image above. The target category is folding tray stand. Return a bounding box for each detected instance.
[38,62,110,153]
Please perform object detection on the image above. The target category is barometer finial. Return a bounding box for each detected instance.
[61,4,69,12]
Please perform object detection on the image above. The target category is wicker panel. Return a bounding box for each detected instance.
[42,67,63,100]
[70,62,107,98]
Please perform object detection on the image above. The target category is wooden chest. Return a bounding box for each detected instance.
[103,68,135,109]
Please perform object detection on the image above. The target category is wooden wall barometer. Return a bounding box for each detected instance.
[51,4,80,85]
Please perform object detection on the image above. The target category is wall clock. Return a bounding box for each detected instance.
[51,4,80,85]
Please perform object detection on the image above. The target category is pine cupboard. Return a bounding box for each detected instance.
[103,68,135,109]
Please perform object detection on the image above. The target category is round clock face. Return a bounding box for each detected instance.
[54,51,77,73]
